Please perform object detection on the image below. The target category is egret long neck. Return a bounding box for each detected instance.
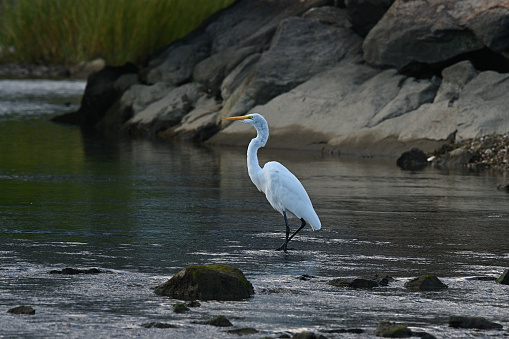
[246,124,268,191]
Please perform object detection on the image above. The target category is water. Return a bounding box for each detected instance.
[1,79,508,338]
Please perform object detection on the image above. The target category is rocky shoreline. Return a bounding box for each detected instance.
[47,0,509,164]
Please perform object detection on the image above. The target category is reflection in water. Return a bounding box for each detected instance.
[0,80,508,338]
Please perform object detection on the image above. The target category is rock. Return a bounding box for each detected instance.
[297,274,315,281]
[328,277,379,288]
[210,63,439,155]
[375,321,412,337]
[154,264,254,301]
[322,328,365,334]
[7,306,35,315]
[302,6,352,28]
[363,0,509,71]
[186,300,201,307]
[146,36,210,86]
[227,327,259,335]
[193,46,260,96]
[141,322,179,328]
[220,16,362,120]
[205,315,232,327]
[436,147,471,168]
[119,83,206,137]
[498,184,509,193]
[52,62,138,126]
[292,332,328,339]
[172,302,190,313]
[434,61,478,103]
[344,0,394,37]
[448,316,503,330]
[396,148,428,170]
[160,95,222,142]
[404,275,448,291]
[410,331,436,339]
[496,269,509,284]
[49,267,105,275]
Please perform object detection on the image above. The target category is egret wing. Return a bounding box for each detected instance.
[262,161,321,230]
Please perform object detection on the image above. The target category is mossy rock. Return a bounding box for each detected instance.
[328,277,379,289]
[448,316,503,330]
[154,264,254,301]
[375,321,412,337]
[495,269,509,285]
[404,275,448,291]
[205,315,232,327]
[172,302,190,313]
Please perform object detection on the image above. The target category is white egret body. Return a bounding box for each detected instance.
[224,113,321,252]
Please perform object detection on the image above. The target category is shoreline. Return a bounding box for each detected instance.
[0,59,106,79]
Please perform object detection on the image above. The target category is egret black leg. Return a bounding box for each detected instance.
[276,210,290,252]
[276,217,306,252]
[288,218,306,243]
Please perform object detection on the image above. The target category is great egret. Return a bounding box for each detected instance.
[223,113,321,252]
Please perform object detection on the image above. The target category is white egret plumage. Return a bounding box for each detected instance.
[224,113,321,252]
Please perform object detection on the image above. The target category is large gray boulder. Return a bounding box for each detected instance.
[218,16,363,121]
[363,0,509,70]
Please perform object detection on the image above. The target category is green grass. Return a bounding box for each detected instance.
[0,0,235,66]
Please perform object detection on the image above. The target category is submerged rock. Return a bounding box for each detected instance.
[49,267,106,275]
[375,321,412,338]
[141,322,179,329]
[205,315,233,327]
[292,332,329,339]
[329,277,379,289]
[186,300,201,307]
[448,316,503,330]
[7,306,35,315]
[495,269,509,284]
[154,264,254,301]
[227,327,259,335]
[321,328,365,334]
[172,302,190,313]
[404,275,448,291]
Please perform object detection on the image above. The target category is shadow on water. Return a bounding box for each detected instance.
[1,80,509,338]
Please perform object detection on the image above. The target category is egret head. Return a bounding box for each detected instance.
[224,113,266,128]
[224,113,269,145]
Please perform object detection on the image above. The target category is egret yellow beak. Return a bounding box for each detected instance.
[223,115,252,121]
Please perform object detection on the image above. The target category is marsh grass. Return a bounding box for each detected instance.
[0,0,235,65]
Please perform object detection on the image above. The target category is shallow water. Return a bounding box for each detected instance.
[1,79,508,338]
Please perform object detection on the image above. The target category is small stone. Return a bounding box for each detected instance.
[186,300,201,307]
[205,315,232,327]
[227,327,259,335]
[292,332,328,339]
[297,274,315,281]
[448,316,503,330]
[328,278,379,289]
[49,267,104,275]
[375,321,412,337]
[172,302,190,313]
[412,331,437,339]
[7,306,35,315]
[496,269,509,284]
[404,275,448,291]
[141,322,179,328]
